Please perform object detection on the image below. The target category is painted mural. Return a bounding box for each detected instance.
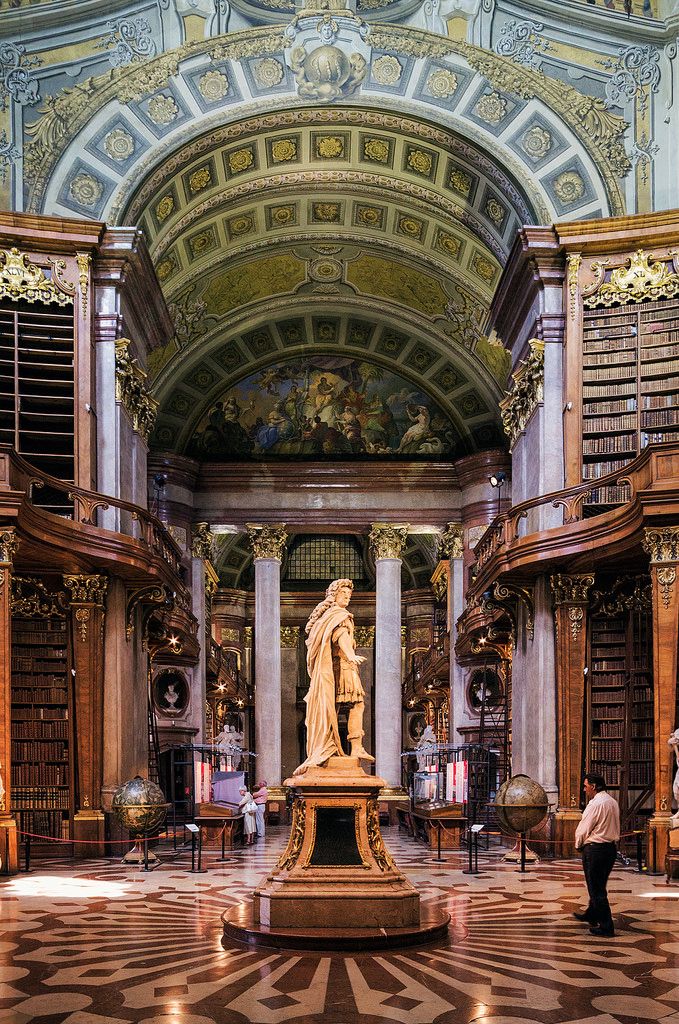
[187,357,459,459]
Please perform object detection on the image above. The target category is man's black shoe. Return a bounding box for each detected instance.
[589,925,615,937]
[573,911,592,922]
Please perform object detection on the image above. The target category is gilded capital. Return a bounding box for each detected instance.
[0,529,18,564]
[642,526,679,563]
[550,573,595,606]
[280,625,300,648]
[439,523,463,560]
[192,522,214,561]
[63,574,108,606]
[246,524,287,561]
[369,523,409,560]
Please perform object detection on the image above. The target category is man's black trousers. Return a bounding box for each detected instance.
[582,841,617,927]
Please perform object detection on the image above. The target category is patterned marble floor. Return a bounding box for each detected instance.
[1,827,678,1024]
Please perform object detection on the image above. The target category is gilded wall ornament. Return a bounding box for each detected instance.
[584,250,679,308]
[435,231,461,259]
[566,252,582,316]
[472,253,496,283]
[0,529,18,564]
[277,798,305,870]
[369,523,409,560]
[280,625,300,648]
[485,197,505,225]
[96,17,157,68]
[246,523,288,560]
[499,338,544,450]
[315,135,344,158]
[474,92,507,125]
[75,252,91,316]
[155,194,174,221]
[655,566,676,610]
[643,526,679,563]
[0,248,73,307]
[371,54,402,86]
[311,202,341,222]
[553,170,585,205]
[309,257,342,282]
[354,626,375,648]
[75,607,91,642]
[362,137,389,163]
[439,523,463,560]
[191,522,214,560]
[198,69,229,101]
[521,124,552,160]
[63,574,108,606]
[228,148,255,172]
[221,626,240,644]
[114,339,159,440]
[188,167,212,192]
[254,58,284,88]
[568,607,584,641]
[69,172,103,208]
[397,215,423,238]
[448,168,472,196]
[550,573,594,605]
[426,68,457,98]
[12,576,68,618]
[103,127,135,161]
[290,44,367,101]
[355,205,383,227]
[366,799,395,870]
[406,148,432,175]
[271,138,297,162]
[147,94,179,126]
[431,566,448,602]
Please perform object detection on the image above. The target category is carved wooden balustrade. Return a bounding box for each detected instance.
[471,442,679,595]
[0,443,183,578]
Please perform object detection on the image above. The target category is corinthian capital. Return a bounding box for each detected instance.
[643,526,679,563]
[192,522,214,561]
[369,523,409,560]
[0,528,18,564]
[246,524,288,561]
[550,573,594,606]
[63,574,108,606]
[439,523,463,560]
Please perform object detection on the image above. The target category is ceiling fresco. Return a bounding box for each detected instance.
[187,354,461,461]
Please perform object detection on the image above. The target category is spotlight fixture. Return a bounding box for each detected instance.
[489,471,507,488]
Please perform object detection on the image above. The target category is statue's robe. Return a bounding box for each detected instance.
[295,606,351,773]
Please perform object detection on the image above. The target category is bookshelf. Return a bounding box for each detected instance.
[0,300,75,515]
[587,591,653,824]
[10,614,73,845]
[581,297,679,510]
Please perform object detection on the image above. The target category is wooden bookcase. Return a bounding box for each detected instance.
[586,587,654,825]
[581,297,679,510]
[10,611,74,845]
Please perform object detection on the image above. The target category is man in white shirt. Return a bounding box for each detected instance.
[573,773,620,937]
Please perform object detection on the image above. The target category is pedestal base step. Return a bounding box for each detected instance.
[222,901,451,951]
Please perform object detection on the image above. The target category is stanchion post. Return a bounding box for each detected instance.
[221,824,226,861]
[24,832,30,873]
[520,832,527,873]
[143,838,149,873]
[197,827,203,872]
[191,830,196,871]
[636,831,643,873]
[4,828,9,875]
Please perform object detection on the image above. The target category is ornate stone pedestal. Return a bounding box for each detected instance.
[222,758,449,949]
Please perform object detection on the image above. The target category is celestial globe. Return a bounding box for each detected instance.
[111,776,168,837]
[494,774,549,835]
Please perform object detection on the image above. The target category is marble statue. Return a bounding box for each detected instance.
[415,724,438,770]
[294,578,374,774]
[669,728,679,827]
[215,724,243,754]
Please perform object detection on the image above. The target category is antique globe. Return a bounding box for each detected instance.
[494,774,549,835]
[111,776,168,837]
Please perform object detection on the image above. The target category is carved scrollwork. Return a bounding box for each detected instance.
[590,575,651,616]
[0,248,73,307]
[499,339,544,451]
[493,581,534,640]
[566,253,582,317]
[655,566,676,609]
[439,522,463,560]
[75,252,91,315]
[11,576,68,618]
[63,574,108,606]
[246,523,288,561]
[584,250,679,309]
[191,522,214,561]
[369,523,409,560]
[550,573,594,606]
[278,798,306,871]
[643,525,679,563]
[0,529,18,564]
[115,339,159,442]
[366,798,394,871]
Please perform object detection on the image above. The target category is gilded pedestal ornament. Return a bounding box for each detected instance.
[499,338,544,451]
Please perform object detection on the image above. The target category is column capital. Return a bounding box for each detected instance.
[643,526,679,563]
[439,523,463,560]
[550,573,594,606]
[369,523,408,560]
[63,574,108,606]
[246,523,287,561]
[0,528,18,564]
[192,521,214,560]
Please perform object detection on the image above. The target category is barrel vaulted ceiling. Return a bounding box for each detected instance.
[19,21,629,458]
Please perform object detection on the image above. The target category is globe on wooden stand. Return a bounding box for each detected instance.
[494,774,549,871]
[111,776,168,866]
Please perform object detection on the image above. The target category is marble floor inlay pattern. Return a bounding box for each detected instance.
[1,827,678,1024]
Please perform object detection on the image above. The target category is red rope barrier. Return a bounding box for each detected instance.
[16,830,168,846]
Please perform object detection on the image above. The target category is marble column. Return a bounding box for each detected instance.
[0,529,18,873]
[370,523,408,790]
[643,526,679,873]
[440,524,466,744]
[191,523,214,743]
[247,525,287,791]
